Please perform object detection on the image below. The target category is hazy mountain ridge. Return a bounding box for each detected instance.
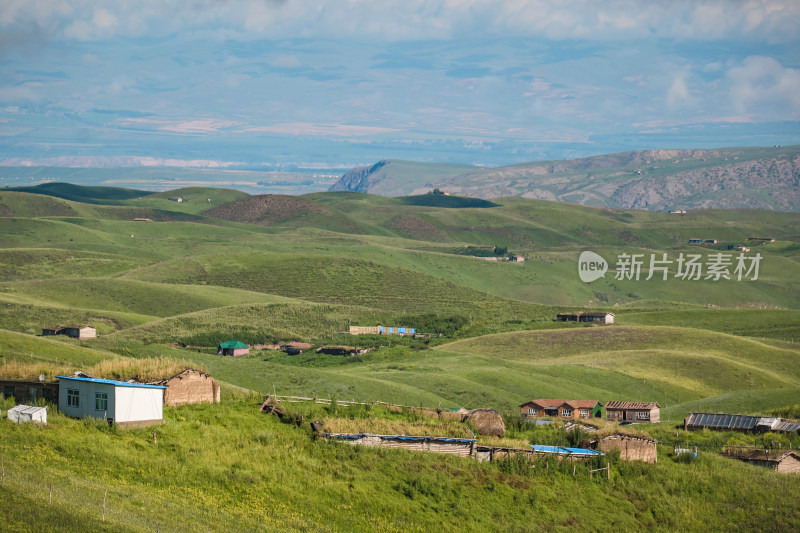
[330,146,800,211]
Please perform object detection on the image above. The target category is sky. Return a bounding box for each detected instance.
[1,0,799,171]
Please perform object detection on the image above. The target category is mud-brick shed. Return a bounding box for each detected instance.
[596,433,657,463]
[7,405,47,424]
[217,340,250,356]
[150,369,220,406]
[745,451,800,474]
[57,376,165,428]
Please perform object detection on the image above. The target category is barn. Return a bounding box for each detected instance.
[7,405,47,424]
[57,375,165,428]
[596,433,657,463]
[217,340,250,356]
[150,369,220,406]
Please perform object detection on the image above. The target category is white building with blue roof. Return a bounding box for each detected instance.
[57,376,166,428]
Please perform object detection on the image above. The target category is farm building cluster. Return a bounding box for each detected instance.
[349,325,416,335]
[520,399,660,424]
[1,369,219,428]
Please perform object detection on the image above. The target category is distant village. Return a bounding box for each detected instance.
[3,318,799,475]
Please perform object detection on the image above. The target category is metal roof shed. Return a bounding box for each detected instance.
[7,405,47,424]
[57,376,166,428]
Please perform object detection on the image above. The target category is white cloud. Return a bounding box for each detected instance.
[666,73,695,109]
[1,1,798,43]
[726,56,800,119]
[242,123,401,136]
[0,155,244,167]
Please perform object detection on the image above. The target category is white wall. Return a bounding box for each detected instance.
[114,386,163,423]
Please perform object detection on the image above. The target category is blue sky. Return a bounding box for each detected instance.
[1,1,799,170]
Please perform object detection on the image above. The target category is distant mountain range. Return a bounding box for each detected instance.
[330,145,800,211]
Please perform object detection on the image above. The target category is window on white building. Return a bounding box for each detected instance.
[95,392,108,411]
[638,411,649,420]
[67,389,79,407]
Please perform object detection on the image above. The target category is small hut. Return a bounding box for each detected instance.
[464,409,505,438]
[596,433,657,463]
[217,340,250,356]
[7,405,47,424]
[745,451,800,474]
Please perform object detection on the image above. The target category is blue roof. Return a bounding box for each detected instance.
[57,376,166,389]
[531,444,603,456]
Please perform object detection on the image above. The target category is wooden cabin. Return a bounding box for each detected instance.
[520,399,602,420]
[605,401,660,423]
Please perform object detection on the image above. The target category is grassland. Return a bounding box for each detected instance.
[0,185,799,531]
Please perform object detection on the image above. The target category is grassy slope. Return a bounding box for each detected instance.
[1,185,800,531]
[0,278,291,318]
[2,398,799,532]
[431,326,800,418]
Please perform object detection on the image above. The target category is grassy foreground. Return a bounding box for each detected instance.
[2,397,799,532]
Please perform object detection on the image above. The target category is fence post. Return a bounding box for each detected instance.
[607,463,610,480]
[102,489,107,522]
[49,483,53,504]
[1,454,4,487]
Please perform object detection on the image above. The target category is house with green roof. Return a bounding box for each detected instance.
[217,340,250,357]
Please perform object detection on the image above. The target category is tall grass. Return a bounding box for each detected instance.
[1,398,799,532]
[0,356,204,381]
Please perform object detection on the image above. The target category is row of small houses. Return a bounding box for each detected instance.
[520,399,660,424]
[319,430,658,464]
[1,369,219,428]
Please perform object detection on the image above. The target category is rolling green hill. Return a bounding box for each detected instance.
[2,183,800,532]
[6,182,150,204]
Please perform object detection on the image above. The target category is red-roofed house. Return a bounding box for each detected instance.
[605,401,660,423]
[520,399,602,420]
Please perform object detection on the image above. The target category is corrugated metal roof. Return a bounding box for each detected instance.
[686,412,758,430]
[57,376,166,389]
[776,421,800,432]
[606,401,660,409]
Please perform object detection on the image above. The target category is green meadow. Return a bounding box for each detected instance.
[1,185,799,530]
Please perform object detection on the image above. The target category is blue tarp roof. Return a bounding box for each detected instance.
[57,376,166,389]
[531,444,603,456]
